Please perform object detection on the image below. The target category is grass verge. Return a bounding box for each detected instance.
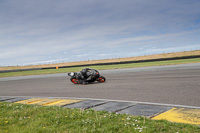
[0,102,199,133]
[1,50,200,71]
[0,58,200,78]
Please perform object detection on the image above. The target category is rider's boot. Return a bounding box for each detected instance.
[82,81,87,85]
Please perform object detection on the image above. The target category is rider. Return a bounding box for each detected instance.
[76,68,93,85]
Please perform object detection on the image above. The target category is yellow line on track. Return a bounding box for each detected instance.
[44,99,83,106]
[15,98,45,104]
[42,99,64,106]
[15,98,83,106]
[152,108,200,125]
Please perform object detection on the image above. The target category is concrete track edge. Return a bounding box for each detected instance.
[1,96,200,125]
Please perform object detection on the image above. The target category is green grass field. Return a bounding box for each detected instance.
[0,58,200,78]
[1,102,199,133]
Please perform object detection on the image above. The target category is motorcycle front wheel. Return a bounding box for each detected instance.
[70,77,79,84]
[97,76,106,83]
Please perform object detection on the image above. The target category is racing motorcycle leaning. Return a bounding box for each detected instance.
[68,68,106,84]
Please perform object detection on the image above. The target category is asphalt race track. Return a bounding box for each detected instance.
[0,63,200,107]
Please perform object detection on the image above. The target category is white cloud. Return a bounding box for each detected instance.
[22,58,69,66]
[0,0,200,66]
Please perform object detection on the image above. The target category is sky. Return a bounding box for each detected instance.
[0,0,200,66]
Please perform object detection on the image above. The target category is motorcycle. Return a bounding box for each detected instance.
[68,69,106,84]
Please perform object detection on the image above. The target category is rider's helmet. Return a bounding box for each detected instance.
[69,72,75,76]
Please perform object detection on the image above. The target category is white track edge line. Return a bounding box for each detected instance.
[1,96,200,109]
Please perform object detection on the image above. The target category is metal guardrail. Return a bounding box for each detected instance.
[0,68,43,73]
[0,55,200,73]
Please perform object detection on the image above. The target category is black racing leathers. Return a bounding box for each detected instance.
[76,68,93,84]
